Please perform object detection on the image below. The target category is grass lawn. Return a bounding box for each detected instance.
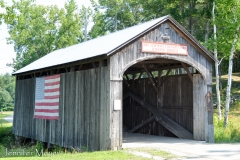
[0,112,152,159]
[2,150,150,160]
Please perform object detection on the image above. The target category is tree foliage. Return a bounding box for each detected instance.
[89,0,214,42]
[3,0,84,71]
[0,0,5,25]
[0,73,15,111]
[214,0,240,55]
[89,0,144,38]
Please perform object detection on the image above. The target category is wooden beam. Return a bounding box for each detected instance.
[133,63,181,69]
[123,125,129,132]
[142,64,161,96]
[160,69,172,87]
[128,91,193,139]
[99,60,103,67]
[158,70,162,82]
[124,74,130,81]
[137,72,143,79]
[158,70,163,107]
[70,66,75,72]
[123,92,131,100]
[149,70,158,84]
[123,79,133,91]
[14,55,107,77]
[181,62,193,82]
[129,116,155,133]
[140,59,178,64]
[125,64,186,75]
[78,64,83,70]
[92,62,96,68]
[65,67,69,72]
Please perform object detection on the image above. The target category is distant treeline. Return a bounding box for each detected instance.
[0,73,15,111]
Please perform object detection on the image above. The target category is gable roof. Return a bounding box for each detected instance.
[13,15,215,75]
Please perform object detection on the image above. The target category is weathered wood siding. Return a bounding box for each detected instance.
[13,67,110,150]
[193,74,206,140]
[110,22,212,81]
[110,21,214,148]
[123,75,193,136]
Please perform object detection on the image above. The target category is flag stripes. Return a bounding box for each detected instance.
[34,74,60,120]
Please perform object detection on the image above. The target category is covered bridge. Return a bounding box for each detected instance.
[12,15,215,151]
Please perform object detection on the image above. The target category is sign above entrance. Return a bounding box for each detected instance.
[142,41,188,55]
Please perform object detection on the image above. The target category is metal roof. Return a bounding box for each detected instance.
[13,15,215,75]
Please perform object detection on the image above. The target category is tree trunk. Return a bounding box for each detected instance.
[224,24,240,127]
[84,10,88,42]
[212,2,222,121]
[205,20,210,45]
[188,2,193,34]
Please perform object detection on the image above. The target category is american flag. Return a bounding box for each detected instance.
[34,74,60,120]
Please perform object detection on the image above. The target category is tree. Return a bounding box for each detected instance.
[0,0,4,25]
[89,0,144,38]
[0,88,13,110]
[214,0,240,127]
[89,0,214,43]
[212,1,222,121]
[140,0,214,42]
[0,73,15,111]
[79,5,93,41]
[3,0,84,71]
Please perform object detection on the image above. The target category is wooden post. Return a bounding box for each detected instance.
[205,86,214,143]
[110,80,122,150]
[193,74,205,140]
[70,66,75,72]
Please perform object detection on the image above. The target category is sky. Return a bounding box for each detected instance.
[0,0,92,74]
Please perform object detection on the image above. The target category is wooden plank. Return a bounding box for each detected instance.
[181,62,193,82]
[110,80,122,150]
[160,69,172,87]
[128,91,193,139]
[123,79,133,91]
[193,74,205,140]
[123,92,131,100]
[78,70,84,149]
[142,64,160,96]
[129,115,155,133]
[99,68,105,150]
[61,73,66,146]
[125,64,186,75]
[206,84,214,143]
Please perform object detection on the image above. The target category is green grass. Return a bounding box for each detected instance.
[212,73,240,143]
[0,112,149,159]
[214,100,240,143]
[1,150,149,160]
